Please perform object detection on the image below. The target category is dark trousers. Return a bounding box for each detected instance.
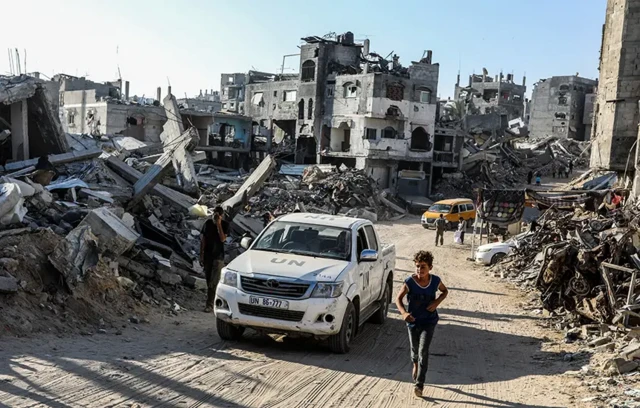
[460,231,465,244]
[204,258,225,308]
[408,324,437,388]
[435,230,444,246]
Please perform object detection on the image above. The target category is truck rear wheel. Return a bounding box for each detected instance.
[328,302,356,354]
[371,282,391,324]
[216,318,245,341]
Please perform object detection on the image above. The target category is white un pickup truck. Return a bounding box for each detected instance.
[214,213,396,353]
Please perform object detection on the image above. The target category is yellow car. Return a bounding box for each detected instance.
[421,198,476,230]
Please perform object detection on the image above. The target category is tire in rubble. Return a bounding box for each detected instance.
[328,302,356,354]
[490,253,507,265]
[216,318,245,341]
[370,281,391,324]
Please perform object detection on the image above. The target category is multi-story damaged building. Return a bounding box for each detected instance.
[590,0,640,179]
[177,89,221,113]
[455,70,527,120]
[528,76,597,141]
[220,73,246,113]
[244,31,460,196]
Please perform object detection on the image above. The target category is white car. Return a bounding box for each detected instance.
[474,232,531,265]
[214,213,396,353]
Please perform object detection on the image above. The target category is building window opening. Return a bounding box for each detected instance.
[559,84,570,92]
[67,110,76,126]
[284,90,297,102]
[386,105,402,118]
[386,83,403,101]
[420,90,432,104]
[366,128,377,140]
[483,89,498,102]
[382,126,396,139]
[343,82,357,98]
[301,60,316,82]
[501,91,510,100]
[513,94,522,102]
[298,99,305,120]
[273,91,277,97]
[251,92,264,106]
[410,126,432,151]
[558,96,568,106]
[308,98,313,119]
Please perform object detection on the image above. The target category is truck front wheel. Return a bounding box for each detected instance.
[328,302,356,354]
[216,318,245,341]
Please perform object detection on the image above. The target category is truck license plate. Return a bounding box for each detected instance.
[249,296,289,309]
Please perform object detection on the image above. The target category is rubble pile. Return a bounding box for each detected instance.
[490,194,640,389]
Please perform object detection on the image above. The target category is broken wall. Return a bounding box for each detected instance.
[590,0,640,170]
[529,76,597,141]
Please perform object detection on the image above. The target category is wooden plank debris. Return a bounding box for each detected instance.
[2,148,103,173]
[106,156,195,211]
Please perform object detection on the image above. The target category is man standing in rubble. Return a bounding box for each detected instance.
[434,214,446,247]
[200,206,230,313]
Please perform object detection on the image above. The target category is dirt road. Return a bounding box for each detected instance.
[0,219,591,407]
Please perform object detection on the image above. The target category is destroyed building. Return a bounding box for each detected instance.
[528,75,598,141]
[220,73,246,113]
[243,31,461,197]
[455,69,526,121]
[0,75,69,163]
[590,0,640,177]
[177,89,221,113]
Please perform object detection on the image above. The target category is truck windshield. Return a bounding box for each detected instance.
[429,204,452,213]
[253,221,352,261]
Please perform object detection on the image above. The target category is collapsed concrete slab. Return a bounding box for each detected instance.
[78,208,139,257]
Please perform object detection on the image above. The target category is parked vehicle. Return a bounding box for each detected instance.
[474,232,532,265]
[421,198,475,230]
[214,213,396,353]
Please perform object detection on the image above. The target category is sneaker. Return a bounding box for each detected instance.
[414,386,423,398]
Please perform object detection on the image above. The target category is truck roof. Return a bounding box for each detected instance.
[277,213,366,229]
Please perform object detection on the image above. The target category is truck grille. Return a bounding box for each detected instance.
[240,276,310,299]
[238,304,305,322]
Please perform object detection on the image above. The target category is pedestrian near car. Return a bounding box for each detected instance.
[457,216,466,244]
[396,250,448,398]
[551,163,557,179]
[200,206,230,313]
[527,170,533,185]
[569,160,573,175]
[535,172,542,186]
[434,214,446,246]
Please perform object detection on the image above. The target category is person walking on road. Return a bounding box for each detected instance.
[551,163,557,179]
[200,206,230,313]
[535,172,542,186]
[434,214,446,246]
[457,216,467,244]
[569,160,574,175]
[396,250,449,398]
[527,170,533,185]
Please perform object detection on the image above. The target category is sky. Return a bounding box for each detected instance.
[1,0,607,100]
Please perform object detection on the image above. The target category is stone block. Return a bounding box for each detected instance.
[78,208,139,257]
[156,269,182,286]
[620,343,640,361]
[183,275,207,291]
[0,275,18,293]
[604,357,639,375]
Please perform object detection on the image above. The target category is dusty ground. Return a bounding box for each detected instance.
[0,219,594,407]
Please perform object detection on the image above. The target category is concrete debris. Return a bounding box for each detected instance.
[0,273,19,294]
[48,224,99,288]
[78,208,139,257]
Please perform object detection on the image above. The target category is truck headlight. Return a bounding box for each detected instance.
[311,282,344,298]
[221,269,238,287]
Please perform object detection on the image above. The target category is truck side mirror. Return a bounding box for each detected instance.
[240,237,253,249]
[360,249,378,262]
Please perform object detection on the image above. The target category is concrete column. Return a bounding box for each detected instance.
[10,100,28,161]
[168,86,172,96]
[157,87,161,102]
[125,81,130,100]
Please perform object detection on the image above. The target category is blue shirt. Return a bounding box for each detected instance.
[405,274,441,327]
